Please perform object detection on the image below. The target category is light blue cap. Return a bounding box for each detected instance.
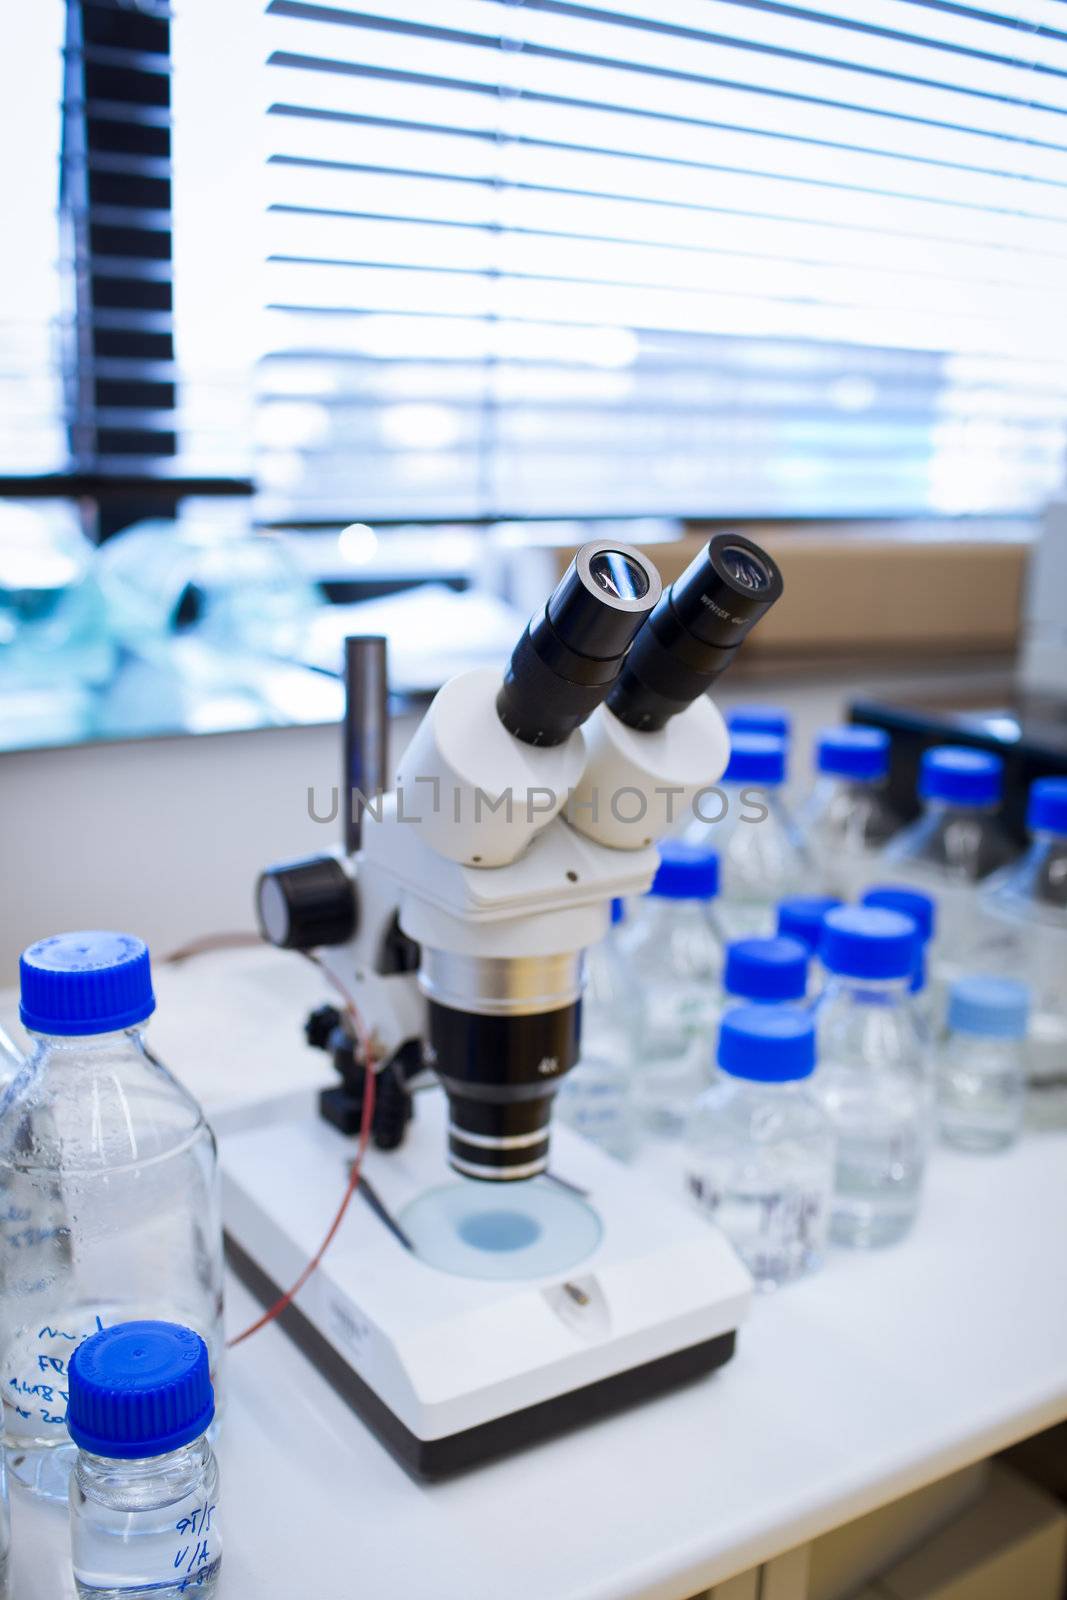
[19,932,155,1036]
[948,976,1029,1039]
[817,726,890,781]
[650,840,719,900]
[727,707,790,740]
[723,732,786,786]
[919,746,1002,807]
[724,937,809,1002]
[717,1005,816,1082]
[819,905,917,981]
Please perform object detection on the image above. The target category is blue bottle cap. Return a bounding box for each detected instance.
[722,733,786,786]
[67,1321,214,1460]
[609,897,626,925]
[861,885,936,944]
[918,746,1002,807]
[717,1005,816,1083]
[19,932,155,1037]
[726,707,791,740]
[724,937,809,1002]
[776,895,843,953]
[1027,777,1067,837]
[650,840,719,901]
[816,726,890,782]
[819,905,917,981]
[948,976,1029,1039]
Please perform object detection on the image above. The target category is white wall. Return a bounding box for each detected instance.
[0,718,410,974]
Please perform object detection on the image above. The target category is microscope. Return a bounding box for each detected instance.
[222,534,783,1477]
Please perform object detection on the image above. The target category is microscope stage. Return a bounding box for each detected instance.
[221,1091,751,1478]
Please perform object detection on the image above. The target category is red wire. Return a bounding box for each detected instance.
[227,966,378,1350]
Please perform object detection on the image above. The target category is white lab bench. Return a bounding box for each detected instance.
[4,949,1067,1600]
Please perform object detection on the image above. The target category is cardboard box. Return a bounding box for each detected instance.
[807,1463,988,1600]
[495,523,1028,660]
[876,1462,1067,1600]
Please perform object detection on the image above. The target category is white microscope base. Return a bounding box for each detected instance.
[221,1091,752,1479]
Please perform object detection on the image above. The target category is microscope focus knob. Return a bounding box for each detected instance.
[256,856,356,950]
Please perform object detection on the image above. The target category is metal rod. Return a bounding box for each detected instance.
[343,636,389,855]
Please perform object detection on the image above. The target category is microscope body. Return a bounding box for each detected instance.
[242,534,784,1473]
[318,663,729,1180]
[259,532,782,1184]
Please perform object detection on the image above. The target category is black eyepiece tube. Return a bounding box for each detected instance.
[496,540,662,746]
[607,533,784,732]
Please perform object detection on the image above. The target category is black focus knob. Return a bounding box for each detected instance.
[305,1004,343,1052]
[256,856,356,950]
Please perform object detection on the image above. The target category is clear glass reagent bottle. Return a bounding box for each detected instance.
[861,885,937,1033]
[0,1431,9,1600]
[938,978,1029,1153]
[557,899,640,1160]
[797,726,898,898]
[684,1006,834,1289]
[980,777,1067,1128]
[621,842,724,1139]
[1,933,224,1502]
[68,1320,221,1599]
[726,706,791,741]
[688,733,810,939]
[880,746,1015,988]
[814,906,931,1248]
[723,937,810,1008]
[776,896,843,958]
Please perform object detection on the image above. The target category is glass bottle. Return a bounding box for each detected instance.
[938,977,1028,1153]
[684,1006,834,1289]
[68,1321,221,1598]
[776,895,843,959]
[0,934,224,1502]
[797,727,898,898]
[880,746,1015,989]
[557,900,640,1160]
[980,777,1067,1128]
[726,705,791,742]
[861,885,938,1033]
[722,936,810,1009]
[813,906,931,1248]
[689,733,810,940]
[621,842,724,1138]
[0,1438,9,1600]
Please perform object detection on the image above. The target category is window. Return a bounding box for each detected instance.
[0,0,65,476]
[218,0,1067,522]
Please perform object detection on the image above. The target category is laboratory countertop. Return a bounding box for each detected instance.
[5,950,1067,1600]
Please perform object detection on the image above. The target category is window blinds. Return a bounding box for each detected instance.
[253,0,1067,521]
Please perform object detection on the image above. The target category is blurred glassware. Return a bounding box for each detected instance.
[979,778,1067,1127]
[0,501,114,746]
[880,747,1016,991]
[797,726,898,898]
[556,901,641,1162]
[94,503,323,662]
[689,734,810,938]
[725,706,791,742]
[938,977,1028,1153]
[621,843,725,1140]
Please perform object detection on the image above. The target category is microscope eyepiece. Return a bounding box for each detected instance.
[496,540,661,746]
[607,532,784,732]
